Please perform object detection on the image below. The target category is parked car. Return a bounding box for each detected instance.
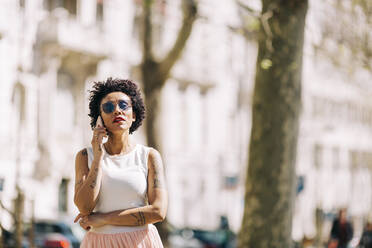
[168,224,236,248]
[24,219,80,248]
[189,228,236,248]
[169,227,204,248]
[42,233,70,248]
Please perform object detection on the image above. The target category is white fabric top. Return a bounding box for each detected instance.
[86,144,151,234]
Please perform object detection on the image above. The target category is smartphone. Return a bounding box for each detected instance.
[96,115,104,128]
[96,115,108,143]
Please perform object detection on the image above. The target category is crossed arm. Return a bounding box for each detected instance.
[73,148,168,229]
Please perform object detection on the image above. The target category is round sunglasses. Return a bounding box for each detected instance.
[101,100,132,114]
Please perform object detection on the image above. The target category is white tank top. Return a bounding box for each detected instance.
[86,144,151,234]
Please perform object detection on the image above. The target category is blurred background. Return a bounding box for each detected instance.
[0,0,371,247]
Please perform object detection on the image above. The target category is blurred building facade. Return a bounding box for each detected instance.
[0,0,251,233]
[292,0,372,243]
[0,0,371,243]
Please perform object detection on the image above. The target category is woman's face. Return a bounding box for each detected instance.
[99,92,135,134]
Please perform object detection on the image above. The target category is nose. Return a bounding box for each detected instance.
[113,103,123,115]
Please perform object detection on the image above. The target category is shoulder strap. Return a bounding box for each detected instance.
[138,144,151,176]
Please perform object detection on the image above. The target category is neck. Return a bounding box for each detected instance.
[105,131,133,155]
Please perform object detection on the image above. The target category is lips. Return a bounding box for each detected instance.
[113,116,126,123]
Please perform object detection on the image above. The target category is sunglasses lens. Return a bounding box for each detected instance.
[102,102,115,113]
[118,100,129,111]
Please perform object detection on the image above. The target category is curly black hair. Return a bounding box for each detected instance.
[88,78,145,134]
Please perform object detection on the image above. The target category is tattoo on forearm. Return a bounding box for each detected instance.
[139,211,145,225]
[75,179,83,187]
[130,212,146,225]
[89,179,97,189]
[130,214,140,224]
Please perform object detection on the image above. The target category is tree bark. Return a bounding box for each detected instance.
[238,1,308,247]
[14,188,25,248]
[142,63,163,150]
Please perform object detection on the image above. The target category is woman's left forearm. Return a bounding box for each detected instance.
[102,204,165,226]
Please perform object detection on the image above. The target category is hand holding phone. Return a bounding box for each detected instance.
[92,116,107,160]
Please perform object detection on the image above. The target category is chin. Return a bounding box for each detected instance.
[110,125,131,133]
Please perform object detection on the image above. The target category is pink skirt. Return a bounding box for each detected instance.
[80,224,164,248]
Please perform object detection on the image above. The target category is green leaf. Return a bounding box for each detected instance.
[260,59,272,70]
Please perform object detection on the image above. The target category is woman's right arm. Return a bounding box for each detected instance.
[73,149,103,215]
[74,122,107,215]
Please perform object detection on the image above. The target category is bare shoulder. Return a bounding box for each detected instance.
[76,148,88,160]
[147,148,163,166]
[75,148,89,170]
[148,147,161,158]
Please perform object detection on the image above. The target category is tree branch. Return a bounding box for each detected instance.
[261,10,273,52]
[142,0,154,62]
[158,0,198,83]
[236,0,261,17]
[0,200,15,219]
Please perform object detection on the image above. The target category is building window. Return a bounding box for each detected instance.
[43,0,51,10]
[44,0,62,11]
[58,178,69,212]
[313,144,323,169]
[96,1,104,22]
[350,150,359,170]
[44,0,76,16]
[366,152,372,170]
[332,147,340,170]
[19,0,25,9]
[55,71,75,132]
[11,82,26,124]
[64,0,77,15]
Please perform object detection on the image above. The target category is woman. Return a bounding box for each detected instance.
[73,78,167,247]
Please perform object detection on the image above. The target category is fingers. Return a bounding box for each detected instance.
[92,127,108,143]
[79,216,92,231]
[93,126,107,136]
[79,221,91,231]
[74,213,82,223]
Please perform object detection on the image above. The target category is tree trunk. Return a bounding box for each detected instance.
[144,84,163,150]
[14,188,24,248]
[142,63,170,247]
[238,1,308,247]
[0,224,4,248]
